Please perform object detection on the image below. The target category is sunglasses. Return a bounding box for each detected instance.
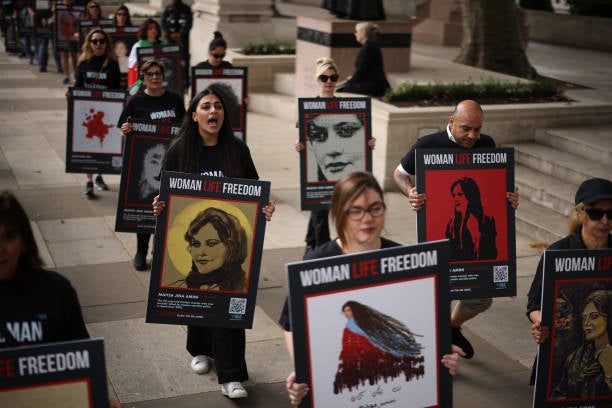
[583,207,612,221]
[210,53,225,59]
[144,71,163,77]
[91,38,106,45]
[116,12,127,16]
[88,5,99,9]
[318,74,339,83]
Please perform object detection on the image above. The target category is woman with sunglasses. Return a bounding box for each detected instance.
[112,4,132,27]
[279,171,464,406]
[296,57,375,254]
[119,59,186,270]
[527,178,612,383]
[73,28,121,197]
[127,18,164,86]
[193,31,232,69]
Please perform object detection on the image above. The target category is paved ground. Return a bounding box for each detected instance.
[1,36,611,407]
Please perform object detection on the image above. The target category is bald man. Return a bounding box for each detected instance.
[394,100,518,359]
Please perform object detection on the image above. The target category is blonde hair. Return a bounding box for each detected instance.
[314,57,338,80]
[356,22,379,40]
[568,203,585,234]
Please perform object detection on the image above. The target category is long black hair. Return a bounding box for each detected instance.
[166,84,243,177]
[342,300,423,356]
[0,191,42,286]
[450,177,484,222]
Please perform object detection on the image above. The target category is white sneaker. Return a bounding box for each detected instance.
[190,355,210,374]
[221,381,248,399]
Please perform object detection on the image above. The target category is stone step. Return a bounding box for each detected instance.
[274,72,295,97]
[534,125,612,167]
[512,142,612,186]
[515,198,568,245]
[124,2,160,17]
[249,92,298,123]
[514,164,577,217]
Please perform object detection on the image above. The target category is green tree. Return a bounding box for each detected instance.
[454,0,538,78]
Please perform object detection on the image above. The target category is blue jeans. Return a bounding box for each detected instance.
[36,37,62,72]
[21,35,34,61]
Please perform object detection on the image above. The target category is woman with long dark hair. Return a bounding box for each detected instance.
[112,4,132,26]
[279,171,463,405]
[152,84,275,399]
[445,177,497,260]
[0,191,121,407]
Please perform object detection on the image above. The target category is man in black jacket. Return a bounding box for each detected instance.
[161,0,192,90]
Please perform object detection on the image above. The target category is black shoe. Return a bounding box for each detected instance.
[133,251,147,271]
[95,175,109,191]
[452,327,474,359]
[84,181,95,198]
[39,67,47,72]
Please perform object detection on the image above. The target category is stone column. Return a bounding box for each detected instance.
[295,16,413,98]
[190,0,275,65]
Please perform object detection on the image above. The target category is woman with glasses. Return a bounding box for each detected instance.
[527,178,612,383]
[193,31,232,69]
[83,0,101,20]
[118,59,186,270]
[73,28,121,197]
[112,4,132,27]
[279,171,464,405]
[296,57,375,254]
[127,18,164,86]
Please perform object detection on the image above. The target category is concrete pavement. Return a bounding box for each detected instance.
[1,37,611,407]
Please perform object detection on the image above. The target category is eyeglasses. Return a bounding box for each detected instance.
[91,38,106,45]
[143,71,163,77]
[318,74,339,83]
[346,202,386,220]
[583,207,612,221]
[210,53,225,59]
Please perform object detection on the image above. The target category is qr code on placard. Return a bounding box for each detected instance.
[228,298,247,315]
[493,265,509,283]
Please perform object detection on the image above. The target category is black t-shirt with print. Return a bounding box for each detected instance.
[0,269,89,348]
[117,90,186,126]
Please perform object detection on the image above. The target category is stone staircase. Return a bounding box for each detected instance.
[511,126,612,245]
[246,60,612,248]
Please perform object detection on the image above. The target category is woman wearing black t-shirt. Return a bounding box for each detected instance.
[152,84,274,399]
[0,191,121,407]
[74,28,121,198]
[118,59,186,271]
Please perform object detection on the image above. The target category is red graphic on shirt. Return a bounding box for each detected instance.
[82,108,113,147]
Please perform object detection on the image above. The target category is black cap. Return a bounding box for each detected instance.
[575,178,612,205]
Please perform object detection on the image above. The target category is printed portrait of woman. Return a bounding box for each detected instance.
[58,10,78,42]
[552,289,612,399]
[333,301,425,394]
[445,177,497,261]
[138,143,165,200]
[114,40,129,73]
[306,113,365,182]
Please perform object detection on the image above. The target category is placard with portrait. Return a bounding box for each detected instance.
[533,248,612,408]
[191,66,248,142]
[415,147,516,299]
[65,87,125,174]
[115,120,179,234]
[287,240,452,408]
[146,171,271,329]
[0,339,109,408]
[137,45,183,96]
[298,97,372,211]
[104,25,138,87]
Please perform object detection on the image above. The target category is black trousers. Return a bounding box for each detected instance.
[186,325,248,384]
[305,209,330,249]
[136,232,150,254]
